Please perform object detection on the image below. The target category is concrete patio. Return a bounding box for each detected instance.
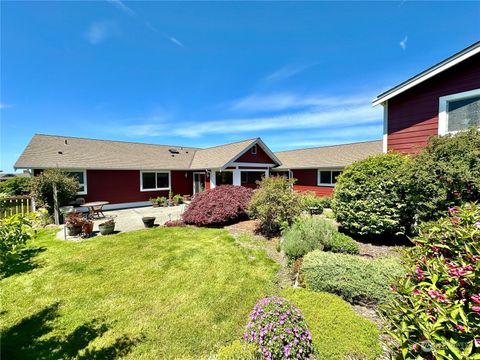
[57,204,186,240]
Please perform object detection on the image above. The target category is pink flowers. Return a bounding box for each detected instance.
[414,266,427,281]
[472,306,480,313]
[471,294,480,304]
[412,289,422,296]
[448,207,459,214]
[427,289,447,303]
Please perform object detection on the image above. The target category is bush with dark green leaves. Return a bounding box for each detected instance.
[248,176,304,235]
[281,216,337,259]
[332,153,413,237]
[406,128,480,223]
[302,250,402,304]
[326,232,359,254]
[318,196,332,209]
[0,176,31,196]
[30,169,79,212]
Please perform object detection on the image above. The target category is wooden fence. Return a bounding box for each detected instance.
[0,195,34,219]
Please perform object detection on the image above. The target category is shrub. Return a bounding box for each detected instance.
[244,296,314,359]
[302,250,402,304]
[281,217,337,259]
[301,192,323,215]
[406,129,480,223]
[248,177,303,235]
[30,169,79,212]
[182,185,253,226]
[216,340,258,360]
[0,213,37,271]
[318,196,332,209]
[282,288,382,360]
[326,232,359,254]
[380,203,480,359]
[332,153,413,237]
[0,176,31,196]
[163,219,185,227]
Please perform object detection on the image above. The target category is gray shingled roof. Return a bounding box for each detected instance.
[274,140,383,170]
[15,134,382,171]
[190,138,259,169]
[14,135,199,170]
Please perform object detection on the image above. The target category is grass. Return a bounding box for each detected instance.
[282,288,382,360]
[1,227,383,359]
[0,227,278,359]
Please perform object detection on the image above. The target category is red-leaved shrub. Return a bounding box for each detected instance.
[182,185,253,226]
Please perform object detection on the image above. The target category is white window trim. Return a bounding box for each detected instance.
[140,170,171,192]
[317,169,343,187]
[192,172,206,194]
[438,88,480,135]
[64,169,87,195]
[251,145,257,155]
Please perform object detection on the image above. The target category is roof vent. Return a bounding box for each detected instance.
[64,139,68,145]
[169,148,180,154]
[58,151,63,155]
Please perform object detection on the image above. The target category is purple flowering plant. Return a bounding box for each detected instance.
[244,296,313,360]
[380,203,480,359]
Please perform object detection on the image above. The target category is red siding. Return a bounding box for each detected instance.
[235,145,276,164]
[387,53,480,153]
[84,170,194,204]
[291,169,334,197]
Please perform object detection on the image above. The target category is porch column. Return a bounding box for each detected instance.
[233,169,241,186]
[210,170,216,189]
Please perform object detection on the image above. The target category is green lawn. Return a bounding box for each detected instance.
[1,226,381,359]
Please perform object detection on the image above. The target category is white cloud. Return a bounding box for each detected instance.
[231,92,372,112]
[400,36,408,50]
[0,103,14,109]
[265,64,312,82]
[85,21,116,44]
[106,0,136,17]
[169,36,184,48]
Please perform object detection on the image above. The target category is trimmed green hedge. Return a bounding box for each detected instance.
[282,288,381,360]
[302,250,402,304]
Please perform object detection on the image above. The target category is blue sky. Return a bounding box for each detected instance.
[1,1,479,172]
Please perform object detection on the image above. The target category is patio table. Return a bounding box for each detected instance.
[83,201,109,218]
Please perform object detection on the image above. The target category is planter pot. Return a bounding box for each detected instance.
[82,222,94,236]
[151,202,159,208]
[99,223,115,235]
[67,225,82,236]
[142,217,156,228]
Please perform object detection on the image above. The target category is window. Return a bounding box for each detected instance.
[317,170,342,186]
[141,171,170,191]
[241,171,264,184]
[439,89,480,135]
[215,171,233,186]
[251,145,257,155]
[65,170,87,194]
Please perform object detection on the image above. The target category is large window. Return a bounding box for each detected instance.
[140,171,170,191]
[66,170,87,194]
[215,171,233,186]
[439,89,480,134]
[317,169,342,186]
[241,171,264,185]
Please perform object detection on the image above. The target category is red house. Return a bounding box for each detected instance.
[15,134,381,208]
[372,41,480,153]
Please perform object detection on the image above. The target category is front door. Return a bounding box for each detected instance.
[193,172,206,194]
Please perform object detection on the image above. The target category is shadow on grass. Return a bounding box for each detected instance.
[1,246,46,280]
[1,303,140,359]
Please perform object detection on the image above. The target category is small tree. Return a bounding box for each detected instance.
[406,128,480,223]
[248,176,303,235]
[30,169,79,213]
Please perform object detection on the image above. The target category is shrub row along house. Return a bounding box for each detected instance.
[14,134,381,208]
[14,41,480,208]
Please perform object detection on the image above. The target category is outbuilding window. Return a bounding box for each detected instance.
[317,169,342,186]
[439,88,480,135]
[65,170,87,194]
[140,171,171,191]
